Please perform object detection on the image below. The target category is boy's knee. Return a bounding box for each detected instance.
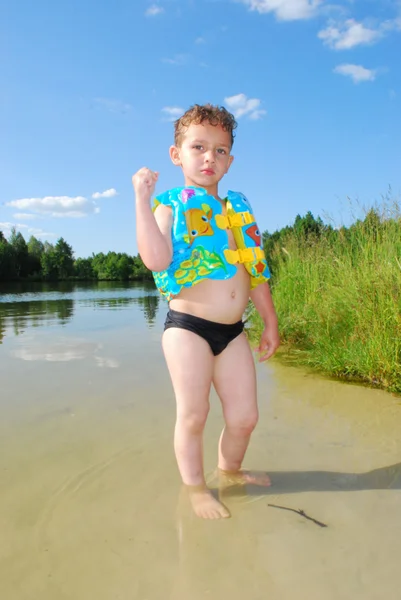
[226,411,259,436]
[178,407,209,434]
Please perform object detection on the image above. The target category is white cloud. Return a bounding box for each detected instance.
[334,64,376,83]
[161,106,185,121]
[0,222,28,233]
[0,222,56,239]
[27,228,57,238]
[5,195,99,218]
[162,54,189,66]
[237,0,321,21]
[318,19,383,49]
[145,5,164,16]
[224,93,267,120]
[92,188,118,199]
[93,98,132,114]
[249,109,267,120]
[13,213,38,220]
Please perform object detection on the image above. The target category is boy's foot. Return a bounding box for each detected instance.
[186,485,231,519]
[218,469,271,487]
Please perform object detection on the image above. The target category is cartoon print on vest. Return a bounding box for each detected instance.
[181,188,196,204]
[245,224,261,246]
[174,246,228,286]
[184,203,214,246]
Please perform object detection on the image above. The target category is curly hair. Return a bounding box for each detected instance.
[174,104,237,148]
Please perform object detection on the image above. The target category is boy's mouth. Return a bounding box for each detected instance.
[201,169,215,175]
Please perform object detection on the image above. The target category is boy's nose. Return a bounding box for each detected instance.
[205,151,216,163]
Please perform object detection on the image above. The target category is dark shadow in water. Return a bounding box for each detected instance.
[0,318,5,345]
[222,462,401,498]
[79,295,160,327]
[134,295,160,327]
[0,299,74,342]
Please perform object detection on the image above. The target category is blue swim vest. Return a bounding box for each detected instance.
[151,186,270,301]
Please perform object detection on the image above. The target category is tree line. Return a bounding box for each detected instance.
[0,228,153,282]
[1,206,397,283]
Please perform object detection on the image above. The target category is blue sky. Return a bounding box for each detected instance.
[1,0,400,258]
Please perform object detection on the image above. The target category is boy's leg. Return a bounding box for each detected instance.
[162,327,230,519]
[213,332,271,486]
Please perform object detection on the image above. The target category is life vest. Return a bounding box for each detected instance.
[151,186,270,301]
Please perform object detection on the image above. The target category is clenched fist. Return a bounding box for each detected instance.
[132,167,159,204]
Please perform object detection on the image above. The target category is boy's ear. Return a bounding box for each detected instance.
[169,145,181,166]
[225,154,234,173]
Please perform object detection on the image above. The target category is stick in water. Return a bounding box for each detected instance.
[268,503,328,528]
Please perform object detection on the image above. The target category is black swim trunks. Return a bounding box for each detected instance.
[164,309,244,356]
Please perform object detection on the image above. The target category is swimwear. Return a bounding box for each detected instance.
[164,309,244,356]
[151,186,270,301]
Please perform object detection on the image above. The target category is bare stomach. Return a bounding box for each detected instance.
[169,266,251,324]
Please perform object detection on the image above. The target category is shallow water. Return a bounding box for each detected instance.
[1,282,401,599]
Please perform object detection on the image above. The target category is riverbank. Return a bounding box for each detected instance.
[251,202,401,395]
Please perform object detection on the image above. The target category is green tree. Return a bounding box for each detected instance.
[117,254,133,280]
[0,236,15,280]
[132,254,153,280]
[41,243,58,280]
[54,237,74,279]
[74,257,95,279]
[294,211,327,239]
[9,227,29,277]
[27,235,45,276]
[91,252,107,279]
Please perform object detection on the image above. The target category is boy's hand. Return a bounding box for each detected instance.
[132,167,159,203]
[257,322,280,362]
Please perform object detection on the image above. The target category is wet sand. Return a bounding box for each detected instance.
[1,287,401,599]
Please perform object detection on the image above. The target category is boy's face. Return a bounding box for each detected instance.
[169,122,234,196]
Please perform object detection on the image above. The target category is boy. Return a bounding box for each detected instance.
[133,104,280,519]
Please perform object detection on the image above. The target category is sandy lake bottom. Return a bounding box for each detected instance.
[1,283,401,600]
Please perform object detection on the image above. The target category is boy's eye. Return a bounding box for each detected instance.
[193,145,203,150]
[217,148,226,155]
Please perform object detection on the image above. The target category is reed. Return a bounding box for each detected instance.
[250,196,401,394]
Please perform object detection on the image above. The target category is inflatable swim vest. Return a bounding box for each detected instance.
[152,186,270,301]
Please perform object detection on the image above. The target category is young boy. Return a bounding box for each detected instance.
[133,104,280,519]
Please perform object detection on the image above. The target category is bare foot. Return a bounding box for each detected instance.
[186,485,231,519]
[218,469,271,487]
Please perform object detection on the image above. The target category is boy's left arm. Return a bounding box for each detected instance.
[249,282,280,361]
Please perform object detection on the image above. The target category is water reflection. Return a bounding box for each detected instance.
[78,295,160,326]
[0,318,5,345]
[0,299,74,340]
[135,295,160,327]
[0,282,161,343]
[11,339,102,363]
[0,279,156,300]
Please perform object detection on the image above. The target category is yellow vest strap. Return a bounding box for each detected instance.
[224,247,265,265]
[215,211,254,229]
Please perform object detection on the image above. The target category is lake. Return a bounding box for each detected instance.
[1,281,401,600]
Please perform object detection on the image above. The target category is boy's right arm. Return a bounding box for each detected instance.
[133,167,173,272]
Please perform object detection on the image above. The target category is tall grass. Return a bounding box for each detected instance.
[250,198,401,394]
